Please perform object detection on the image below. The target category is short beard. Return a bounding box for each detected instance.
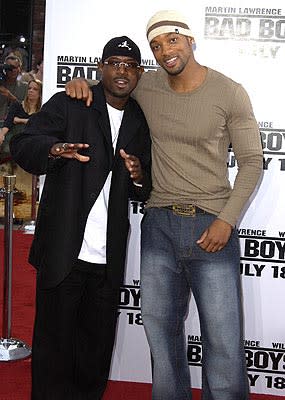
[162,64,185,76]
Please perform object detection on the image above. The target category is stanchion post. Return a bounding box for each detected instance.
[30,175,38,222]
[0,174,32,361]
[19,174,38,234]
[2,175,15,339]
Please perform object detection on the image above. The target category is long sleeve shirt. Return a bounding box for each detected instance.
[132,67,263,226]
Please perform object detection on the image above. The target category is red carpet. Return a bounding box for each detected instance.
[0,230,283,399]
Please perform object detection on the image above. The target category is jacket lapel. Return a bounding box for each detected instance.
[91,84,114,166]
[90,85,140,164]
[114,102,140,159]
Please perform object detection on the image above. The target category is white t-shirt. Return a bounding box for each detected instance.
[78,104,124,264]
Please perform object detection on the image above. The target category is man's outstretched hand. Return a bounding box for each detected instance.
[49,142,90,162]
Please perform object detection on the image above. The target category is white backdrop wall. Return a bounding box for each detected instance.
[43,1,285,396]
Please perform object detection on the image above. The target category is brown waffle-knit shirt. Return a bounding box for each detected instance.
[132,67,263,226]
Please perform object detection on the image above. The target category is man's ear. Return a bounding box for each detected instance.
[188,36,195,45]
[138,66,144,79]
[98,62,104,73]
[187,36,196,51]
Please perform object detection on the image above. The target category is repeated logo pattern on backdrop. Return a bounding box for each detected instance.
[56,56,157,88]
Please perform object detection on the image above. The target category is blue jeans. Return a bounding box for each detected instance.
[141,207,248,400]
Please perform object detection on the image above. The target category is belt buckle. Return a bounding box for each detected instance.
[173,204,196,217]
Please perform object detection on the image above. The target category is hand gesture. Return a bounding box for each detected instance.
[49,142,90,162]
[120,149,143,183]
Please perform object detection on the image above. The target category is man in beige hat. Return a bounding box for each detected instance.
[66,10,263,400]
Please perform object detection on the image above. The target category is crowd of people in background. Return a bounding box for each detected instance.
[0,78,42,173]
[0,43,43,171]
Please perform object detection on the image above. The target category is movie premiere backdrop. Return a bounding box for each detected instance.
[43,0,285,396]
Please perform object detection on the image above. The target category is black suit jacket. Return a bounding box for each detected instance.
[10,83,151,289]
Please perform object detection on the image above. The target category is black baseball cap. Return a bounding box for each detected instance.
[101,36,141,64]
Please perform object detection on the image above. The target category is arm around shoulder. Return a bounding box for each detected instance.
[65,77,98,106]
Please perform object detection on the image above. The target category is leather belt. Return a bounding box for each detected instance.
[162,204,208,217]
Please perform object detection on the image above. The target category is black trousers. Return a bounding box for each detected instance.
[31,260,120,400]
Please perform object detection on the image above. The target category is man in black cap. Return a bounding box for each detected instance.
[10,36,151,400]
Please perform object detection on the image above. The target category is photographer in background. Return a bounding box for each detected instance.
[0,64,17,100]
[0,55,27,122]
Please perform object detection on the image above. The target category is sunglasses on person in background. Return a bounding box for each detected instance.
[5,56,21,64]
